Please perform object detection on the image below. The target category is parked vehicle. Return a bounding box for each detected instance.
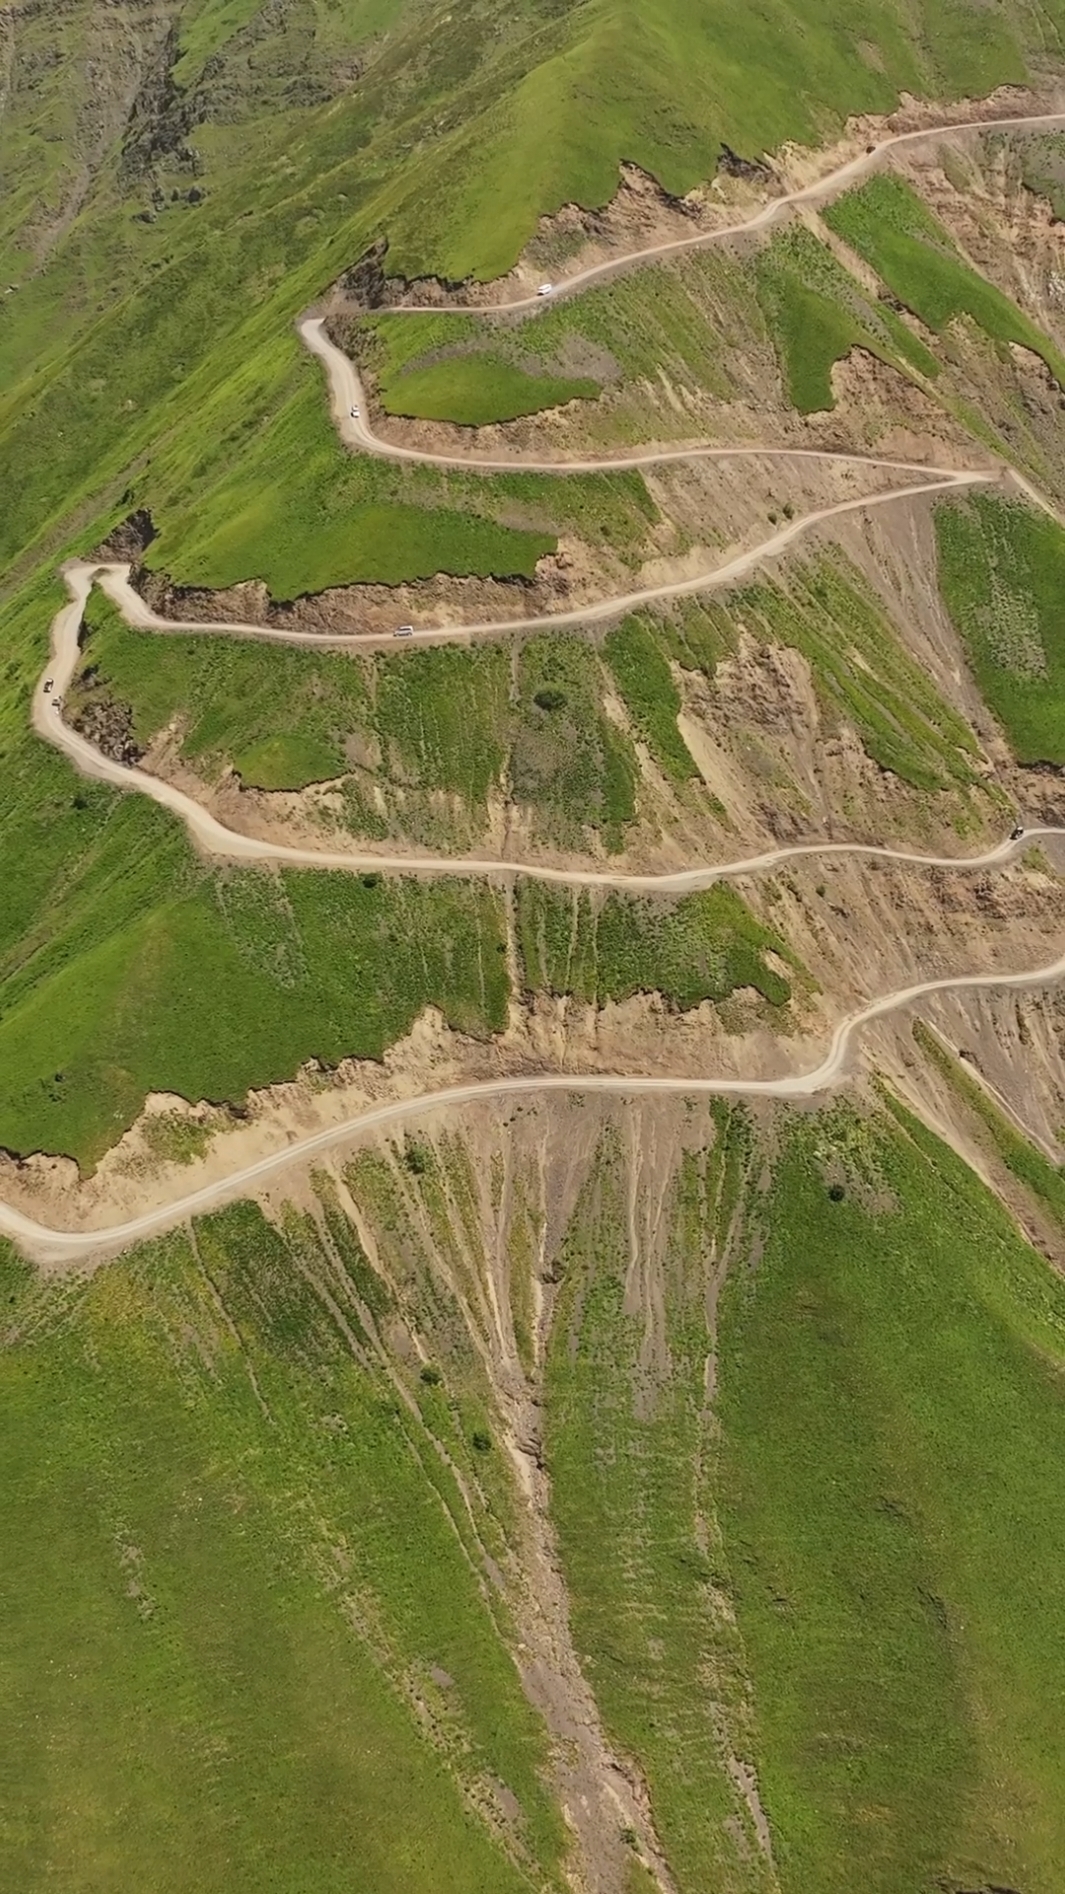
[350,405,359,418]
[394,624,414,638]
[537,282,554,297]
[1011,824,1025,841]
[43,679,53,694]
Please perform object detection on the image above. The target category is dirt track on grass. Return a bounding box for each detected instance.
[9,943,1065,1261]
[12,102,1065,1259]
[32,562,1065,889]
[378,106,1065,315]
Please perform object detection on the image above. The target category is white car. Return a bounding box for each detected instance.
[43,679,53,694]
[393,624,414,638]
[350,404,360,418]
[537,282,554,297]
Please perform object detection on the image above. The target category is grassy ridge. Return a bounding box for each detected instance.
[0,1202,567,1892]
[934,491,1065,763]
[380,0,1038,281]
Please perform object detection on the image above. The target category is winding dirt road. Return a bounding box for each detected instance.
[12,103,1065,1261]
[301,317,994,478]
[7,947,1065,1263]
[34,562,1063,890]
[375,107,1065,316]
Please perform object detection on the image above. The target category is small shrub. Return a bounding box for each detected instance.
[533,687,567,712]
[828,1182,845,1202]
[420,1364,442,1387]
[472,1429,492,1454]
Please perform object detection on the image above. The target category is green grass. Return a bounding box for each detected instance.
[383,357,600,426]
[338,310,602,424]
[0,633,510,1165]
[512,635,638,852]
[76,591,509,815]
[934,491,1065,764]
[144,377,560,595]
[715,1099,1065,1892]
[516,882,798,1010]
[754,225,938,413]
[68,587,671,869]
[823,175,1065,388]
[234,732,346,789]
[74,595,646,849]
[548,1098,1065,1894]
[603,618,697,783]
[0,1196,568,1892]
[139,360,659,598]
[546,1118,778,1893]
[141,1111,215,1166]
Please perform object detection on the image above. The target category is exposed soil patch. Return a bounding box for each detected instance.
[134,561,559,637]
[92,507,158,563]
[70,691,142,766]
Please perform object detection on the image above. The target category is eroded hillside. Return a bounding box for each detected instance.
[6,11,1065,1888]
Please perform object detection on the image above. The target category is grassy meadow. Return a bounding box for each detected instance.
[0,1196,568,1893]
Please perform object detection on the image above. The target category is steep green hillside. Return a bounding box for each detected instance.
[935,490,1065,762]
[548,1098,1065,1894]
[3,0,1065,597]
[8,0,1065,1888]
[0,1210,568,1894]
[7,1096,1065,1889]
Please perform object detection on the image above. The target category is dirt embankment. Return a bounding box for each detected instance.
[328,157,782,314]
[127,450,946,645]
[8,834,1065,1241]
